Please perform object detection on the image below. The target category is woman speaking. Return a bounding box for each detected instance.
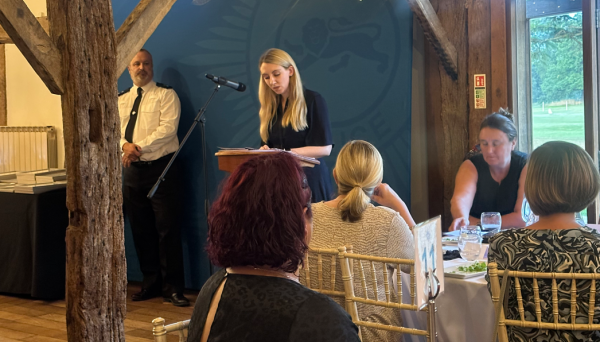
[258,48,334,202]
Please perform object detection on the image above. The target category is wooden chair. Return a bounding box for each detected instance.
[337,246,434,341]
[301,246,351,305]
[152,317,190,342]
[488,262,600,342]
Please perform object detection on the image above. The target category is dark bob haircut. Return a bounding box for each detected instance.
[480,108,517,141]
[525,141,600,216]
[207,152,312,273]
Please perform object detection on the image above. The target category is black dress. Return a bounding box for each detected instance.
[187,269,360,342]
[469,151,528,218]
[263,89,334,203]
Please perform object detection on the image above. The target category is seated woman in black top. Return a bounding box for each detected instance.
[449,109,527,231]
[187,153,359,342]
[258,48,333,202]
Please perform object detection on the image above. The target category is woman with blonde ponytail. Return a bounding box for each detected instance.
[301,140,415,342]
[257,48,333,202]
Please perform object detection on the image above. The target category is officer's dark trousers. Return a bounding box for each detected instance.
[123,154,185,295]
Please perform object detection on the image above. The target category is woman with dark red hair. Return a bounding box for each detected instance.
[187,153,360,342]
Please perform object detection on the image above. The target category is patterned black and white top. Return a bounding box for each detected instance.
[487,227,600,342]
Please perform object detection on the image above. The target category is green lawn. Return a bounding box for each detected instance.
[531,103,587,222]
[531,104,585,149]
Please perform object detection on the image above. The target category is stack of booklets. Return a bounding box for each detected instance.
[12,169,67,194]
[14,180,67,194]
[0,172,17,184]
[0,182,15,193]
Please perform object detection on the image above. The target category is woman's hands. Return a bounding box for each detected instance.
[449,217,469,232]
[372,183,400,208]
[372,183,416,227]
[259,145,270,150]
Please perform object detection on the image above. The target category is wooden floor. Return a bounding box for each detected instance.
[0,284,198,342]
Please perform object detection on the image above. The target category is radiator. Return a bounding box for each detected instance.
[0,126,58,173]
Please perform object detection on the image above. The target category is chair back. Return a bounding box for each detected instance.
[152,317,190,342]
[488,262,600,342]
[301,247,349,303]
[337,246,434,341]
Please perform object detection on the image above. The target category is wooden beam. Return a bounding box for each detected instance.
[115,0,177,75]
[490,0,508,111]
[47,0,126,339]
[0,1,63,94]
[0,16,48,44]
[425,0,469,229]
[583,0,599,223]
[0,44,5,126]
[406,0,459,80]
[467,0,492,148]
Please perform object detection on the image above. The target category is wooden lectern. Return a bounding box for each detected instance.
[215,149,320,173]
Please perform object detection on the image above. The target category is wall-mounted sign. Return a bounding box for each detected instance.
[474,74,486,109]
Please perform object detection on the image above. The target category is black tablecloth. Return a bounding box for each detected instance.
[0,189,67,299]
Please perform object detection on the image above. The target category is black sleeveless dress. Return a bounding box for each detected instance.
[263,89,334,203]
[469,151,528,218]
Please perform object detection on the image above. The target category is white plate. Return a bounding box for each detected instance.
[444,262,487,279]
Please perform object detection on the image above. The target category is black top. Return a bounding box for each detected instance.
[187,269,360,342]
[469,151,528,218]
[263,89,334,202]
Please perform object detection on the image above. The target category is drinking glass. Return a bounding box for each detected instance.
[521,197,539,227]
[481,212,501,234]
[458,225,482,261]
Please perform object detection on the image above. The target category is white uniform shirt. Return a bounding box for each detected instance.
[118,81,181,162]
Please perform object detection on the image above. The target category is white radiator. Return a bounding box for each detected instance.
[0,126,58,173]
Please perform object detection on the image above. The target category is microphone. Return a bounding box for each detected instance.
[205,74,246,92]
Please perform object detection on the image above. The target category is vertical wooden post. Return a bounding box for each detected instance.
[490,0,508,112]
[583,0,599,223]
[46,0,126,340]
[425,0,470,228]
[0,44,6,126]
[467,0,492,147]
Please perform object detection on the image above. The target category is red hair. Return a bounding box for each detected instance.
[207,153,312,273]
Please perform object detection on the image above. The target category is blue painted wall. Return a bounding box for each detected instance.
[113,0,413,289]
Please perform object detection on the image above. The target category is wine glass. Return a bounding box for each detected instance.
[481,212,501,234]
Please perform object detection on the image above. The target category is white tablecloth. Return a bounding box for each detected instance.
[402,251,495,342]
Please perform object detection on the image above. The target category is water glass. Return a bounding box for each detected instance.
[521,197,539,227]
[481,212,501,234]
[458,225,482,261]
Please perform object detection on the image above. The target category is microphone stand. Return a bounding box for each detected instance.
[148,84,220,275]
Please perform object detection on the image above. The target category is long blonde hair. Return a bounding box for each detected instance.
[336,140,384,222]
[258,48,307,143]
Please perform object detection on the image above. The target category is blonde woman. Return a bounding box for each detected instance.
[303,140,416,342]
[258,48,333,202]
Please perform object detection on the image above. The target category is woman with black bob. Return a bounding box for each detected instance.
[486,141,600,341]
[449,109,527,231]
[187,153,359,342]
[258,48,334,202]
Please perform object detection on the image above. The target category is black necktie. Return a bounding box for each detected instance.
[125,87,143,143]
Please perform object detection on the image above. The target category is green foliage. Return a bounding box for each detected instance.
[530,13,583,103]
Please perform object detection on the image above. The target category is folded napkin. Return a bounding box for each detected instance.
[443,249,461,260]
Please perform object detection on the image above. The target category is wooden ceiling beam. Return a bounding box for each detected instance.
[0,16,48,44]
[0,0,63,94]
[406,0,459,80]
[115,0,177,75]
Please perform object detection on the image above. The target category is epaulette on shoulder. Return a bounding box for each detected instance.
[156,82,173,89]
[118,88,131,97]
